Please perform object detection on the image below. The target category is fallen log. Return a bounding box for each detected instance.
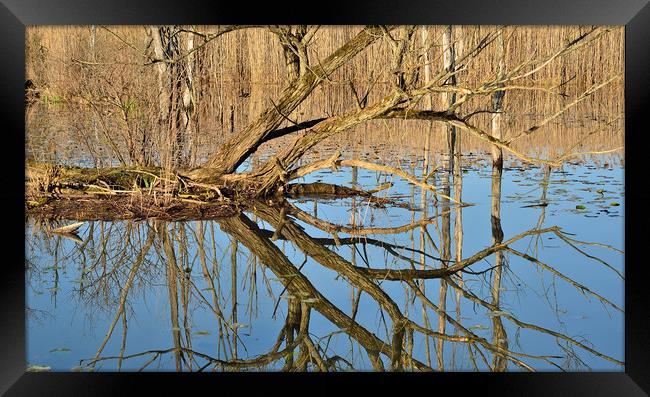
[286,182,370,197]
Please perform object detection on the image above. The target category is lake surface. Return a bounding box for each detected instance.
[25,152,624,372]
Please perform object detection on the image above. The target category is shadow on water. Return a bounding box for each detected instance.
[24,155,624,372]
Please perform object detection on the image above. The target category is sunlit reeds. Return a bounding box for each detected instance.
[25,26,624,170]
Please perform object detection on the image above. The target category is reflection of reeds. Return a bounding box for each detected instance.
[27,176,624,371]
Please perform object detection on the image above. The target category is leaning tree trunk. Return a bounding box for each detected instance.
[189,26,390,179]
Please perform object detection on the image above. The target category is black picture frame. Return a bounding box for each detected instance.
[1,0,649,395]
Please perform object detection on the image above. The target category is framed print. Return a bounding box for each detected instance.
[1,0,649,395]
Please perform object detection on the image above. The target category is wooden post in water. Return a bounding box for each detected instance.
[490,164,508,371]
[437,25,458,371]
[443,25,457,172]
[490,27,508,371]
[491,28,506,169]
[419,25,434,368]
[451,29,464,371]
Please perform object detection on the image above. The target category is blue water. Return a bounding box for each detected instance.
[25,157,624,371]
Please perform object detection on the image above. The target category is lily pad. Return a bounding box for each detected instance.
[71,366,94,372]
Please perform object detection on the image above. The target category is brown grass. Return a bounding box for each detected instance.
[25,25,624,169]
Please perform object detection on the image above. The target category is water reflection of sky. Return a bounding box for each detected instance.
[25,158,624,371]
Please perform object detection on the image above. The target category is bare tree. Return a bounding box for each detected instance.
[27,25,623,215]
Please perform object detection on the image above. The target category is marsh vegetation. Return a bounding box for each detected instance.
[25,25,624,372]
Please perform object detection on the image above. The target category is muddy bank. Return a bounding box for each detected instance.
[26,195,245,221]
[25,162,403,220]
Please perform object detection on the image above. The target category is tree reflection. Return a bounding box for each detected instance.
[26,166,623,372]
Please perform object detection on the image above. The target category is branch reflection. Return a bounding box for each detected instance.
[26,167,623,372]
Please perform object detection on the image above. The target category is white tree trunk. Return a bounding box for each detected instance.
[491,29,506,168]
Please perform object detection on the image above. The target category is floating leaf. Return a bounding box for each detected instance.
[487,310,510,317]
[71,366,95,372]
[49,347,71,353]
[27,365,51,372]
[575,205,586,210]
[301,298,320,303]
[610,202,620,206]
[596,189,605,194]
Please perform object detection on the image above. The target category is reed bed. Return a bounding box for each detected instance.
[26,25,624,169]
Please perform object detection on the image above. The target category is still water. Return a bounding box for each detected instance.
[25,152,624,372]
